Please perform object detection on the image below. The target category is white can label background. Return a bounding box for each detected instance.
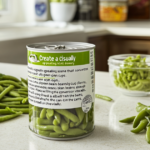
[28,50,95,109]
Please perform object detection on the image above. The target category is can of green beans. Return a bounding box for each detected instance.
[27,42,95,140]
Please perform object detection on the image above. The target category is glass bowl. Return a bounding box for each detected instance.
[108,54,150,97]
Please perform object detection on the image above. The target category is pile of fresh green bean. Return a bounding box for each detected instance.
[29,103,94,138]
[113,55,150,92]
[0,73,28,122]
[120,102,150,144]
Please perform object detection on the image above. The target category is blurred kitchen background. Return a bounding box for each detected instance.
[0,0,150,71]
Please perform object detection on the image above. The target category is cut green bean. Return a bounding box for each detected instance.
[95,94,112,101]
[37,130,51,137]
[54,126,87,136]
[61,118,69,131]
[36,125,55,131]
[55,109,79,123]
[54,111,61,124]
[75,107,84,123]
[40,108,46,119]
[47,109,54,118]
[36,117,53,125]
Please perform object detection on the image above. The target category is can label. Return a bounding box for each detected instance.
[28,50,95,109]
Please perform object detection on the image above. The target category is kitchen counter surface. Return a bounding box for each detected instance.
[1,21,150,42]
[0,63,150,150]
[73,21,150,37]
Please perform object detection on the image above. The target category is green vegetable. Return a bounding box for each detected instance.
[40,108,46,119]
[0,111,22,122]
[1,97,24,102]
[119,116,136,123]
[0,85,14,100]
[133,109,149,128]
[146,125,150,144]
[95,94,112,101]
[55,109,79,123]
[61,118,69,131]
[131,119,148,133]
[113,55,150,92]
[30,104,94,139]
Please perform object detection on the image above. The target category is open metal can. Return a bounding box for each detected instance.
[27,42,95,140]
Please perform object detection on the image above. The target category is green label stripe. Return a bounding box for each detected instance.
[28,50,90,66]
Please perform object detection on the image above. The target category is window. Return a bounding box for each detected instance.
[0,0,10,15]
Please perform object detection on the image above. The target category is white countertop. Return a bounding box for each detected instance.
[1,21,150,42]
[0,63,150,150]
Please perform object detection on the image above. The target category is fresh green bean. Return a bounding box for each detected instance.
[2,101,20,105]
[131,119,148,133]
[18,91,28,95]
[0,86,3,92]
[0,109,12,115]
[55,109,79,123]
[136,102,147,113]
[21,78,28,85]
[0,103,29,108]
[11,108,29,114]
[1,75,20,82]
[8,91,20,97]
[0,80,22,88]
[70,122,75,128]
[21,81,28,88]
[0,85,14,100]
[0,111,22,122]
[1,97,24,102]
[119,116,136,123]
[95,94,112,101]
[146,125,150,144]
[22,97,28,104]
[133,109,149,128]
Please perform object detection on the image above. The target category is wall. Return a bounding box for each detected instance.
[0,0,35,24]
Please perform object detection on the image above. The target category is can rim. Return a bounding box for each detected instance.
[26,42,95,52]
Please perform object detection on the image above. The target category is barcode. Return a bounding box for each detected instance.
[90,50,94,93]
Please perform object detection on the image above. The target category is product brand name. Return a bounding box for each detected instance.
[39,55,76,62]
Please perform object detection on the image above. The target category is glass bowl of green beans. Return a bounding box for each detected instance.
[108,54,150,96]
